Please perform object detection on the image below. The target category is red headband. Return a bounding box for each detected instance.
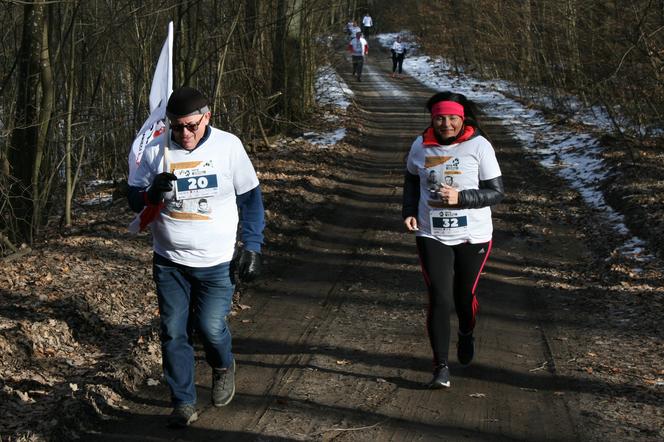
[431,101,464,119]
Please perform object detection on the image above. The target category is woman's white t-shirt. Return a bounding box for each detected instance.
[391,41,405,54]
[406,130,501,245]
[350,37,368,56]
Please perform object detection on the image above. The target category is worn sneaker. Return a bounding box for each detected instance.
[457,332,475,366]
[212,359,236,407]
[167,404,198,428]
[427,364,450,389]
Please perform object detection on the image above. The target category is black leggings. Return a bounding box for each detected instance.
[416,236,492,366]
[392,54,404,73]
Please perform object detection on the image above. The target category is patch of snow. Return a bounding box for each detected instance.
[80,195,113,206]
[303,128,347,147]
[316,65,353,110]
[310,65,354,147]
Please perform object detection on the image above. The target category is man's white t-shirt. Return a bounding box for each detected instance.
[129,127,259,267]
[406,131,501,245]
[362,15,373,27]
[350,37,368,56]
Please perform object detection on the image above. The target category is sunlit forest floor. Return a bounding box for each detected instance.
[1,99,663,441]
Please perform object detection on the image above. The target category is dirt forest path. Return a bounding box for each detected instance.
[83,44,594,441]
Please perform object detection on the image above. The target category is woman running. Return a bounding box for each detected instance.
[402,91,504,388]
[390,35,406,78]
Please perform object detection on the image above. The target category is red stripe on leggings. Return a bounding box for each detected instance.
[469,240,492,331]
[471,240,492,294]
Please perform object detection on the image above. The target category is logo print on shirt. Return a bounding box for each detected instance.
[445,158,462,174]
[424,156,453,168]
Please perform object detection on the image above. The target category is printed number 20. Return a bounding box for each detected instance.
[187,177,209,190]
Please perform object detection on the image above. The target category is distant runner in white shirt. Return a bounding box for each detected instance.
[390,35,407,78]
[362,13,373,35]
[347,31,369,82]
[347,19,361,40]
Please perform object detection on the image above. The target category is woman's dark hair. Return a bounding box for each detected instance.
[425,91,492,141]
[426,91,480,125]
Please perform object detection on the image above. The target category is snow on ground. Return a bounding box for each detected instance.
[315,65,353,110]
[309,65,353,147]
[80,195,113,206]
[374,32,653,265]
[79,180,115,206]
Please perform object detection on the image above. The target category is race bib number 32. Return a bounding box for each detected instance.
[429,210,468,236]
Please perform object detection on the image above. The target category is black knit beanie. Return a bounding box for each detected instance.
[166,86,210,118]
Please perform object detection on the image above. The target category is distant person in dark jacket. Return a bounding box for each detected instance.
[390,35,407,78]
[402,91,504,389]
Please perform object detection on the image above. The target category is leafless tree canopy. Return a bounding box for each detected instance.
[3,0,660,248]
[0,0,365,248]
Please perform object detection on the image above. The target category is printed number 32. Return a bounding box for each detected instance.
[187,177,209,190]
[442,218,459,228]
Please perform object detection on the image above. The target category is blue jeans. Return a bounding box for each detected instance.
[153,253,235,406]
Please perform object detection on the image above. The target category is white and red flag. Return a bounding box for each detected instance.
[128,21,173,234]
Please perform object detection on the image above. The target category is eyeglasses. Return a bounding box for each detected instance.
[171,114,205,133]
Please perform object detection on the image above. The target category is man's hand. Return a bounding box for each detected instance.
[147,172,177,204]
[238,249,262,282]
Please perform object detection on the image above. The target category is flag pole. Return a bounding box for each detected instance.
[127,21,174,234]
[162,21,173,174]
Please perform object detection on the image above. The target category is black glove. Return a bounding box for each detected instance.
[146,172,177,204]
[237,249,262,282]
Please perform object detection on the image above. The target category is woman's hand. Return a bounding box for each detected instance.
[404,216,419,232]
[439,184,459,205]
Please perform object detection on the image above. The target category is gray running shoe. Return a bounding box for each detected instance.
[212,359,236,407]
[167,404,198,428]
[427,364,451,389]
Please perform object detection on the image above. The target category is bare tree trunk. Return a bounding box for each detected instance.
[564,0,583,99]
[520,0,535,85]
[245,0,259,49]
[299,1,315,113]
[272,0,289,120]
[64,22,75,227]
[8,2,43,243]
[176,1,204,86]
[33,4,54,236]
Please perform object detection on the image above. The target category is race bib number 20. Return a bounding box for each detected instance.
[173,167,219,200]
